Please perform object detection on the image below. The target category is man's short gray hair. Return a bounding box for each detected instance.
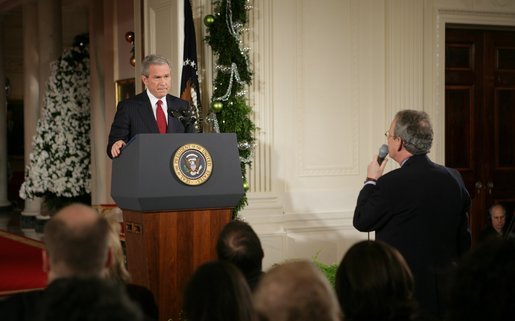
[141,54,171,77]
[489,204,506,217]
[394,109,433,155]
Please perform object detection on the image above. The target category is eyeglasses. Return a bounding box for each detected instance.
[384,130,396,139]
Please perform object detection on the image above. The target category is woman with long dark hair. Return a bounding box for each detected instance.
[183,260,257,321]
[335,240,429,321]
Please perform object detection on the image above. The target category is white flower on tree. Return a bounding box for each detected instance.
[20,35,91,202]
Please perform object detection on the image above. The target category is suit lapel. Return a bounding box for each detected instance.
[166,95,178,133]
[137,92,159,133]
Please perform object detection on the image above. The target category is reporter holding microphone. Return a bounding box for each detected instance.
[353,110,471,319]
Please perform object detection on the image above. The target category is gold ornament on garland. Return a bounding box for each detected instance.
[211,101,223,113]
[243,179,250,192]
[125,31,136,66]
[125,31,134,43]
[204,14,215,26]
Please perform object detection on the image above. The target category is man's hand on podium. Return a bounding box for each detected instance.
[111,140,126,158]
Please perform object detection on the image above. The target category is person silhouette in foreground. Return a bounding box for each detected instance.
[445,237,515,321]
[254,260,341,321]
[0,204,143,321]
[104,209,158,320]
[335,240,435,321]
[216,219,265,291]
[39,276,143,321]
[183,260,258,321]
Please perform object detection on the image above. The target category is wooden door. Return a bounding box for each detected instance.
[445,27,515,242]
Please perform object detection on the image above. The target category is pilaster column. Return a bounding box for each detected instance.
[21,0,62,219]
[89,0,108,205]
[0,16,11,208]
[21,1,41,220]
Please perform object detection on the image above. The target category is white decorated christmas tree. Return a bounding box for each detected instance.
[20,34,91,212]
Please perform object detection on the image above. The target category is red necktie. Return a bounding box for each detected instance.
[156,99,167,134]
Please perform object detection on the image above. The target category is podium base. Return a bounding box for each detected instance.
[123,208,232,321]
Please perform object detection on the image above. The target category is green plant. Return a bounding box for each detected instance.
[313,260,339,288]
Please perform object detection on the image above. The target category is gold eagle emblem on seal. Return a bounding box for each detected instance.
[172,143,213,185]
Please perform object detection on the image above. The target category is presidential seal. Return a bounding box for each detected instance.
[172,143,213,185]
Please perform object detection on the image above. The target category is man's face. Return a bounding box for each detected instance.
[386,119,399,160]
[491,206,506,233]
[142,64,171,99]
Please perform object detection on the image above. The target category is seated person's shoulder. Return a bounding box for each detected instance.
[126,283,158,321]
[0,290,45,321]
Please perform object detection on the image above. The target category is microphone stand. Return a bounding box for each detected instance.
[170,109,197,128]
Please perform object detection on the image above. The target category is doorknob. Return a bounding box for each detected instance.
[487,181,494,194]
[475,181,483,194]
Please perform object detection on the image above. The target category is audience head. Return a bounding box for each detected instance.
[392,109,433,155]
[489,204,506,234]
[43,203,111,282]
[335,240,417,321]
[102,209,158,321]
[104,209,131,283]
[254,260,341,321]
[446,237,515,321]
[41,277,143,321]
[216,219,264,290]
[183,260,257,321]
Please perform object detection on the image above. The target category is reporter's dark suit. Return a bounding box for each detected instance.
[107,91,194,158]
[354,154,471,317]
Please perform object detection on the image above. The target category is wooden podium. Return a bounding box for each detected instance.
[111,134,244,321]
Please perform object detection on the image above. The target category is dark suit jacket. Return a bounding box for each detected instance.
[478,225,503,242]
[353,154,471,317]
[0,289,44,321]
[0,282,157,321]
[107,91,194,158]
[126,283,158,321]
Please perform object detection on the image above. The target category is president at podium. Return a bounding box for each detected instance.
[107,54,194,159]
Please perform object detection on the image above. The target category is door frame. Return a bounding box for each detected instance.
[431,9,515,240]
[429,9,515,164]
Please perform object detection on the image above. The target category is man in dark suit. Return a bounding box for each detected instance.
[353,110,471,318]
[0,204,114,320]
[107,54,194,159]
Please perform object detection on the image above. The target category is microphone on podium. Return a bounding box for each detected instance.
[377,144,388,165]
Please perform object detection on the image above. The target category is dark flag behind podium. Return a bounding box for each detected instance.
[180,0,201,132]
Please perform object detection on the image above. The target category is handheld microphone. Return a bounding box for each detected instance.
[377,144,388,165]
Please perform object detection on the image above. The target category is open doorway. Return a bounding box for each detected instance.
[445,25,515,242]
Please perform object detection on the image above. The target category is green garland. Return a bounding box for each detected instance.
[205,0,255,214]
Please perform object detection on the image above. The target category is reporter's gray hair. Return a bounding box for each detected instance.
[141,54,171,77]
[394,110,433,155]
